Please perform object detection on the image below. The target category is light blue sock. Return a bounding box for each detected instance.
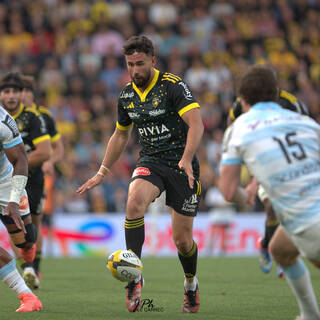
[0,259,16,279]
[283,259,320,320]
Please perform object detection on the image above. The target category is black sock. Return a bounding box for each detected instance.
[178,240,198,279]
[261,221,279,249]
[125,217,145,259]
[33,251,42,274]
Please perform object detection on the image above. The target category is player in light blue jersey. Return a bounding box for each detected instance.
[220,65,320,320]
[0,105,42,312]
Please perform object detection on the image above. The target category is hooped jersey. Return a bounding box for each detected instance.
[222,102,320,234]
[229,89,309,121]
[0,106,23,182]
[117,69,200,176]
[13,104,50,184]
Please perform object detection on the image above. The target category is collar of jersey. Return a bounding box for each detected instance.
[251,101,281,111]
[132,68,159,102]
[12,103,24,119]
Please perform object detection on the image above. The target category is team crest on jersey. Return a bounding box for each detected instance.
[152,96,161,107]
[132,167,151,177]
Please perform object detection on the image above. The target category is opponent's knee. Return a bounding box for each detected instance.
[11,223,37,248]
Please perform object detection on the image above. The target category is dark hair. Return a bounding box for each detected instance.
[21,75,36,92]
[0,72,23,91]
[123,36,154,56]
[237,65,278,105]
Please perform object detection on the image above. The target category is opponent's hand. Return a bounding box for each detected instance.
[5,203,26,233]
[76,173,104,195]
[245,178,259,206]
[178,158,194,189]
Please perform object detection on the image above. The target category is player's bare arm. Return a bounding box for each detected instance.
[219,163,250,207]
[27,139,51,168]
[42,137,64,175]
[179,108,204,188]
[77,127,131,194]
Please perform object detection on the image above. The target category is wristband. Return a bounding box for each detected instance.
[9,175,28,204]
[97,172,105,177]
[100,165,110,172]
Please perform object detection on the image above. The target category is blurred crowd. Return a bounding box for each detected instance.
[0,0,319,214]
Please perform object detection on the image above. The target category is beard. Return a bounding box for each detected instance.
[132,70,151,88]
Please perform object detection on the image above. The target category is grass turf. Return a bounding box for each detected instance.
[0,257,319,320]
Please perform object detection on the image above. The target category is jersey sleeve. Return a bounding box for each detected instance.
[170,80,200,117]
[29,114,50,145]
[116,99,133,131]
[44,113,61,142]
[1,114,23,148]
[220,124,243,165]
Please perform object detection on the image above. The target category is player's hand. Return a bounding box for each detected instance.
[245,178,259,206]
[42,160,54,175]
[76,173,104,195]
[5,203,26,233]
[178,158,194,189]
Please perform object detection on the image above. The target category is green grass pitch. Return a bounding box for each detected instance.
[0,257,319,320]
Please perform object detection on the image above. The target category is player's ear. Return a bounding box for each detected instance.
[151,55,156,67]
[240,97,250,112]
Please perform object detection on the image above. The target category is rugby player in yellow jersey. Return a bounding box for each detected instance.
[78,35,203,313]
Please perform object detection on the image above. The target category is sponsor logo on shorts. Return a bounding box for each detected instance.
[182,194,198,212]
[19,196,29,210]
[133,167,151,177]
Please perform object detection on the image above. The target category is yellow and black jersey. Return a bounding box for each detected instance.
[13,104,50,183]
[117,69,200,174]
[229,89,309,121]
[32,103,61,143]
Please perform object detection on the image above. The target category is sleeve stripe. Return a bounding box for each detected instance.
[3,137,23,149]
[51,133,61,143]
[163,74,181,81]
[178,103,200,117]
[161,78,176,83]
[221,158,242,165]
[116,121,132,131]
[33,134,50,145]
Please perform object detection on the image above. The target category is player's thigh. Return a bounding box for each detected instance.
[269,225,299,264]
[289,221,320,263]
[127,179,161,218]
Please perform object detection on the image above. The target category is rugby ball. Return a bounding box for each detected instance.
[106,249,143,282]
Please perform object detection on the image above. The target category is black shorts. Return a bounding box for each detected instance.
[130,163,201,217]
[26,182,44,216]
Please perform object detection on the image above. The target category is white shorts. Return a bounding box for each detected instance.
[257,185,268,202]
[284,221,320,261]
[0,178,30,216]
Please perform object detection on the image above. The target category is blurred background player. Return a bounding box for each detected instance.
[228,73,309,278]
[21,75,64,287]
[220,64,320,320]
[77,35,203,313]
[0,104,42,312]
[0,72,51,289]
